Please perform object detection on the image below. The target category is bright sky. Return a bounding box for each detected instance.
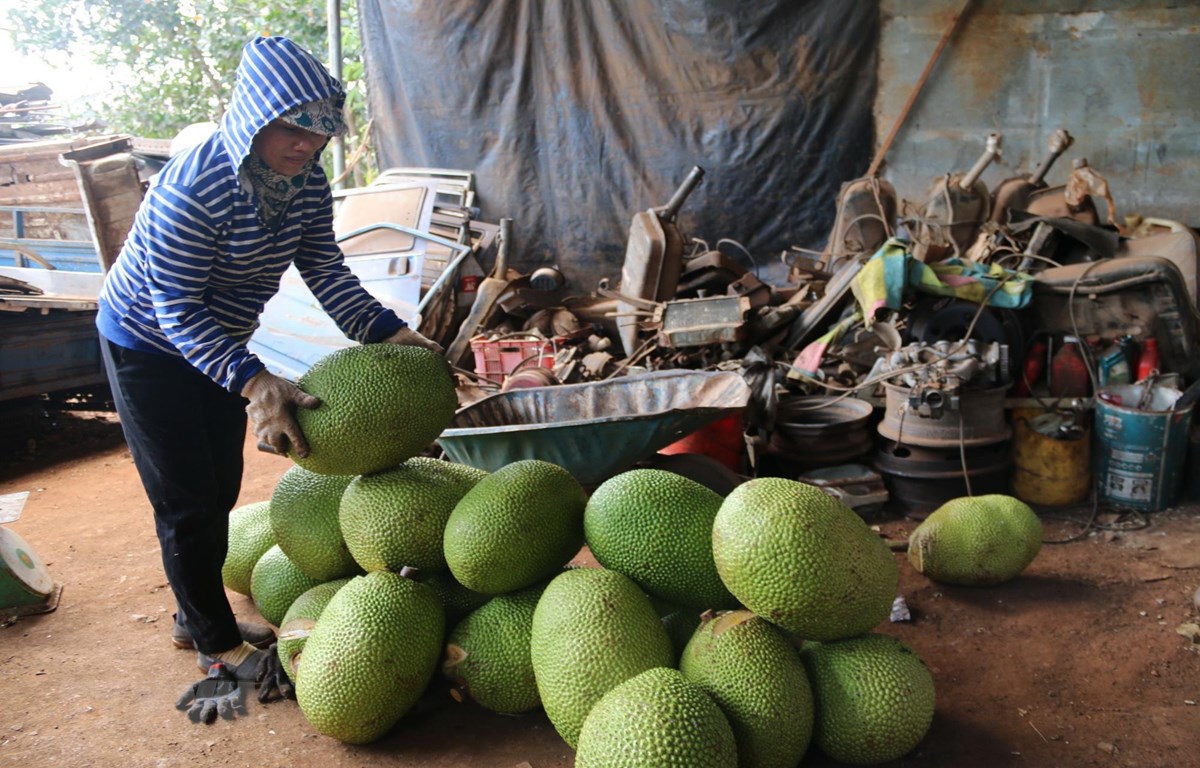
[0,23,110,105]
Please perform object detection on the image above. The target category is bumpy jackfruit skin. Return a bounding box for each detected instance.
[277,577,351,677]
[908,494,1043,586]
[680,610,814,768]
[291,344,458,476]
[340,457,487,573]
[222,501,274,596]
[584,469,738,610]
[800,633,936,766]
[249,545,326,627]
[422,571,492,627]
[574,667,737,768]
[270,466,359,581]
[530,568,675,748]
[296,571,445,744]
[444,460,587,594]
[442,582,545,714]
[712,477,898,641]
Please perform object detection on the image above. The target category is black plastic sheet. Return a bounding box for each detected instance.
[359,0,877,288]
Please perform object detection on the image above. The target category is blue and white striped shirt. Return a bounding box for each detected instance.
[97,36,404,393]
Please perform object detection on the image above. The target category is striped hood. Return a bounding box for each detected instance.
[220,36,346,174]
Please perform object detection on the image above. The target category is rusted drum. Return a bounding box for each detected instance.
[1010,407,1091,507]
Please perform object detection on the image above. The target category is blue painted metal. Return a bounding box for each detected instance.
[1095,381,1194,512]
[437,370,752,486]
[0,205,101,273]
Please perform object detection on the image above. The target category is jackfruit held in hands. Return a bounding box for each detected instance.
[574,667,737,768]
[680,610,814,768]
[907,494,1043,586]
[584,468,738,610]
[291,344,457,476]
[800,633,935,766]
[712,477,898,641]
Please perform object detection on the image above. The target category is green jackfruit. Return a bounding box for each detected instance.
[340,456,487,573]
[222,501,274,596]
[277,577,351,677]
[249,544,325,627]
[575,667,737,768]
[442,582,545,714]
[530,568,674,748]
[585,468,738,610]
[681,610,814,768]
[712,477,897,641]
[444,460,586,594]
[800,633,935,766]
[270,465,358,581]
[291,344,457,476]
[296,571,444,744]
[908,494,1043,585]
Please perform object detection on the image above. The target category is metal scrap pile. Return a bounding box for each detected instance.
[435,127,1200,515]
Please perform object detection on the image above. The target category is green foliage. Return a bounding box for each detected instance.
[5,0,375,180]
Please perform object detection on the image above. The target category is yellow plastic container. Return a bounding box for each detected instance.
[1010,407,1091,507]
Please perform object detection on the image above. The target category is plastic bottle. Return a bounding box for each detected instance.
[1097,343,1131,386]
[1013,339,1047,396]
[1136,337,1160,381]
[1048,336,1090,398]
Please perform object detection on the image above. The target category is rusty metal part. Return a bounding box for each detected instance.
[874,438,1011,517]
[677,249,748,296]
[657,295,750,348]
[877,383,1010,448]
[726,272,771,309]
[822,176,898,265]
[767,395,875,467]
[914,133,1002,262]
[990,129,1074,224]
[500,367,559,391]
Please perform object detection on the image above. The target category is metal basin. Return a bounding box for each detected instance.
[437,370,752,485]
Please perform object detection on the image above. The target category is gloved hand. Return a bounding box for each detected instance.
[176,663,247,724]
[241,370,321,457]
[255,643,295,703]
[384,326,445,355]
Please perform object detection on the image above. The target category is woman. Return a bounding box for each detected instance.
[97,36,438,686]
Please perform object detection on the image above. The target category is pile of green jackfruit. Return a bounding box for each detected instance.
[225,343,1043,764]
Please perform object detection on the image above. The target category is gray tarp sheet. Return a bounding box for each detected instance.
[359,0,877,288]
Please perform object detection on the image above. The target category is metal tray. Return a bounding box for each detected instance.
[437,370,751,485]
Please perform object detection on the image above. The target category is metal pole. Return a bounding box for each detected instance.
[327,0,346,190]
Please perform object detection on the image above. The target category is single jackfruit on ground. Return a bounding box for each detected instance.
[712,477,898,641]
[292,343,458,476]
[444,460,586,594]
[222,501,274,596]
[296,571,445,744]
[249,545,326,627]
[574,667,737,768]
[530,567,674,748]
[340,456,487,573]
[908,493,1043,586]
[681,610,814,768]
[584,468,738,610]
[270,465,359,581]
[800,633,936,766]
[442,581,546,714]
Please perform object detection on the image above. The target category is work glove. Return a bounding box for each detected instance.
[176,663,247,724]
[384,326,445,355]
[241,370,321,457]
[255,643,295,703]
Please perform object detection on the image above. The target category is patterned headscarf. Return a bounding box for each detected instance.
[278,97,346,137]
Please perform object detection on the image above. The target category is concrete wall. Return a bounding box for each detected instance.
[877,0,1200,226]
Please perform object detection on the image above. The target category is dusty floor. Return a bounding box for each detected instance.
[1,401,1198,768]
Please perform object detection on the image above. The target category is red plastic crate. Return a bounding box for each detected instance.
[470,334,558,385]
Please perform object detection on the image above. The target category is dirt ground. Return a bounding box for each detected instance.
[1,401,1198,768]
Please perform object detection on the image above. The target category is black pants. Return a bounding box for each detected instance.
[101,338,247,653]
